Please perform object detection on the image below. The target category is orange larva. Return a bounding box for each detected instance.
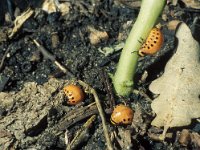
[63,85,85,105]
[139,28,164,56]
[110,104,134,125]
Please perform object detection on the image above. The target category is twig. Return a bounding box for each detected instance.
[118,0,141,9]
[0,48,10,72]
[138,88,152,102]
[103,70,115,108]
[66,115,96,150]
[99,69,115,110]
[78,80,113,150]
[57,102,98,130]
[9,8,34,39]
[33,39,74,77]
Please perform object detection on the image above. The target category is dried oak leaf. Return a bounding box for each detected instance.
[150,23,200,130]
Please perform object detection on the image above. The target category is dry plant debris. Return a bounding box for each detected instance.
[33,39,71,75]
[181,0,200,9]
[172,0,178,5]
[78,80,113,150]
[42,0,71,15]
[149,23,200,139]
[57,102,98,130]
[66,115,96,150]
[178,129,200,148]
[9,8,34,39]
[118,0,141,8]
[131,103,147,135]
[98,42,124,56]
[42,0,59,14]
[191,132,200,147]
[114,128,133,149]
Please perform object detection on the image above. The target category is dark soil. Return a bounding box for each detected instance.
[0,0,200,150]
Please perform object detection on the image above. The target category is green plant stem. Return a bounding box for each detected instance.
[113,0,166,96]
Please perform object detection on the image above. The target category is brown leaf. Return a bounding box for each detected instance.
[150,23,200,132]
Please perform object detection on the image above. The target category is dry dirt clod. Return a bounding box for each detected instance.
[178,129,191,146]
[0,78,66,148]
[58,2,71,16]
[88,26,109,45]
[42,0,71,15]
[51,32,60,48]
[42,0,58,14]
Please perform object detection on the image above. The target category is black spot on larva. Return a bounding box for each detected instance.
[128,118,131,121]
[154,41,157,43]
[156,37,158,39]
[151,44,154,47]
[72,101,75,103]
[148,46,150,49]
[153,32,155,34]
[123,119,126,122]
[71,97,74,99]
[157,33,159,35]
